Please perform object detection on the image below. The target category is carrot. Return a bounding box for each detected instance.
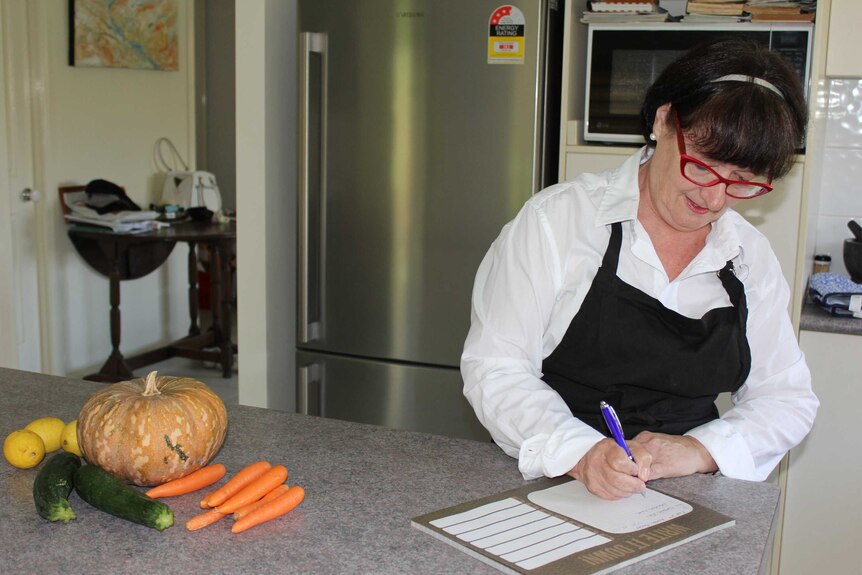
[145,463,227,498]
[232,485,305,534]
[185,509,227,532]
[232,484,291,521]
[215,465,289,514]
[200,460,272,508]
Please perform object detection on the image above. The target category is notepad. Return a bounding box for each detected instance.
[412,478,734,575]
[528,480,692,533]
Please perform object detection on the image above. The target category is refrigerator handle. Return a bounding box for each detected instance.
[297,362,322,416]
[298,32,326,344]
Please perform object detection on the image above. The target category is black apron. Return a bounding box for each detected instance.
[541,221,752,438]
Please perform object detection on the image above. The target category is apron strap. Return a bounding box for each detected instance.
[601,222,624,272]
[717,260,752,386]
[717,261,746,312]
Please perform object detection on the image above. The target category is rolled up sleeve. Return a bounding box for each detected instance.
[461,198,605,479]
[687,250,818,481]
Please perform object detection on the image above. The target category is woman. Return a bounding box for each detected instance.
[461,38,819,500]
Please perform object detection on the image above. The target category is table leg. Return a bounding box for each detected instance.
[210,241,234,378]
[92,243,133,382]
[219,240,236,374]
[187,241,200,336]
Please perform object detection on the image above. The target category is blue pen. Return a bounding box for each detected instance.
[599,401,646,497]
[599,401,634,460]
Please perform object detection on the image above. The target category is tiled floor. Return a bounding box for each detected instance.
[131,308,239,405]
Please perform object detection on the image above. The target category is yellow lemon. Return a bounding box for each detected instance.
[24,417,66,453]
[3,429,46,469]
[60,419,81,457]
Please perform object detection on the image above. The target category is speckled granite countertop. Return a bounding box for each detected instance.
[1,368,779,575]
[801,302,862,336]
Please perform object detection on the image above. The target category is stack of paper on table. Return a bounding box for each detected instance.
[412,478,734,575]
[64,214,166,234]
[63,190,166,234]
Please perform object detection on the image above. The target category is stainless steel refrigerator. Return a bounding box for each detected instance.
[297,0,564,440]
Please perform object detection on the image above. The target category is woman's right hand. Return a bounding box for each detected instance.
[567,438,652,500]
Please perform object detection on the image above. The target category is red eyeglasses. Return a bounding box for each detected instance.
[672,111,773,200]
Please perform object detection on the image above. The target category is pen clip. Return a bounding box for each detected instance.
[603,401,623,430]
[599,400,634,460]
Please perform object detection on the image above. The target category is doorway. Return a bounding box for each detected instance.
[0,1,44,372]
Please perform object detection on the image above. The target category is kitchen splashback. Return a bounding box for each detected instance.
[813,78,862,278]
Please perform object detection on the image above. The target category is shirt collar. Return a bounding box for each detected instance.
[707,211,745,269]
[591,147,650,227]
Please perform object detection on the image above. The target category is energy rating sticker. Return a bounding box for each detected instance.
[488,5,525,64]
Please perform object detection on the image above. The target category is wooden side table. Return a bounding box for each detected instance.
[67,221,237,383]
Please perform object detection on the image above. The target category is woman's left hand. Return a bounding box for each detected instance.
[630,431,718,479]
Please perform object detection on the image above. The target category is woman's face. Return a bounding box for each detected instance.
[641,104,750,234]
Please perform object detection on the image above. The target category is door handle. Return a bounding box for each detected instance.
[298,32,326,344]
[297,362,322,416]
[20,188,41,203]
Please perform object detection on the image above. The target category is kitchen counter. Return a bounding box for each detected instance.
[801,302,862,336]
[1,368,779,574]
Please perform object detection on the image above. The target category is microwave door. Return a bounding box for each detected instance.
[583,24,811,145]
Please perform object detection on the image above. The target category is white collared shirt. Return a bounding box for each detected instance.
[461,148,818,482]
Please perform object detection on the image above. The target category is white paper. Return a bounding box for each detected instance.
[527,480,692,534]
[65,214,167,233]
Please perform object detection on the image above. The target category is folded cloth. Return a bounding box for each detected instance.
[808,272,862,317]
[85,179,141,214]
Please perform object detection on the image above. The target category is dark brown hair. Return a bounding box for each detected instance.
[641,37,807,180]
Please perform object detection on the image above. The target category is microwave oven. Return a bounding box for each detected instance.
[584,22,814,144]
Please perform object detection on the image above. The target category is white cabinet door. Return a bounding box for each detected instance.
[780,330,861,575]
[826,0,862,77]
[733,162,804,293]
[563,150,632,182]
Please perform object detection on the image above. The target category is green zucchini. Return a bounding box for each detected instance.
[33,452,81,523]
[74,464,174,531]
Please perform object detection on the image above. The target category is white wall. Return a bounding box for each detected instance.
[235,0,296,411]
[29,1,197,376]
[809,77,862,278]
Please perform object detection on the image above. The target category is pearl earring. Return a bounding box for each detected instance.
[649,133,657,142]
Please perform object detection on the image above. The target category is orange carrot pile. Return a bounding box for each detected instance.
[145,463,227,499]
[200,460,272,509]
[215,465,289,514]
[181,460,304,534]
[232,484,291,521]
[232,485,305,534]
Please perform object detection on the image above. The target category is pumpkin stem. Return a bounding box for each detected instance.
[142,371,161,396]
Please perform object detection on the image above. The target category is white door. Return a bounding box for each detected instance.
[0,1,43,372]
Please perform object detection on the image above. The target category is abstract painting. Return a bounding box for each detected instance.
[69,0,178,71]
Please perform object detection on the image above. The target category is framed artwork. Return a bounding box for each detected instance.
[69,0,178,71]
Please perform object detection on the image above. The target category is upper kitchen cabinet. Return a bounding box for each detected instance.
[826,0,862,77]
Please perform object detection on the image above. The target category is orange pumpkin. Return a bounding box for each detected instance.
[78,371,228,486]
